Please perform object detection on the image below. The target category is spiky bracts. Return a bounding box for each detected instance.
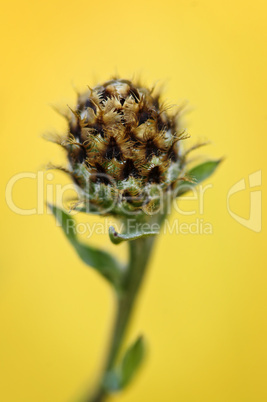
[56,79,188,216]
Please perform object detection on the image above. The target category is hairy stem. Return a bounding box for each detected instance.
[89,235,156,402]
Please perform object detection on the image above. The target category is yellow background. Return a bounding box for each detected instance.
[1,0,266,401]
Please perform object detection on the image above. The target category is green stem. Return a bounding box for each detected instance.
[89,235,156,402]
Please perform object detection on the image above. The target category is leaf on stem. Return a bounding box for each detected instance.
[49,204,122,288]
[178,159,222,196]
[104,336,146,392]
[109,226,159,245]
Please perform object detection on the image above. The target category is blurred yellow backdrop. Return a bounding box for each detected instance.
[1,0,266,401]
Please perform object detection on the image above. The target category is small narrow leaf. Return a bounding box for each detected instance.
[109,226,159,245]
[49,204,122,288]
[178,159,222,196]
[104,336,146,392]
[120,336,145,388]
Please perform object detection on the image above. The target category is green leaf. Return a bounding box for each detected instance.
[178,159,222,196]
[109,226,159,245]
[104,336,146,392]
[49,204,122,288]
[120,336,145,388]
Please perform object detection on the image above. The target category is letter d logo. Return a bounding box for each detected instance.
[227,170,262,232]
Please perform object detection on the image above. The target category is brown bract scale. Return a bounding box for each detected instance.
[54,78,188,216]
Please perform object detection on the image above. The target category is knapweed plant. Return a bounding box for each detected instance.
[48,78,220,402]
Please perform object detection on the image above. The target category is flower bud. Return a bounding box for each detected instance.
[54,79,188,216]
